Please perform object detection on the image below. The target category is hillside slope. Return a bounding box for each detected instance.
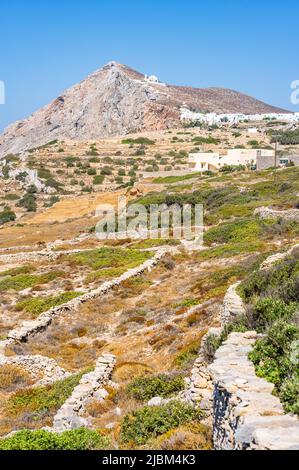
[0,61,288,157]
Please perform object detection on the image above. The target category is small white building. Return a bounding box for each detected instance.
[144,74,160,83]
[189,148,275,172]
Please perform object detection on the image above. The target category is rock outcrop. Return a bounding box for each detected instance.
[0,62,287,157]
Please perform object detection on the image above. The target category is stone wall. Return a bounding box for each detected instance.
[0,354,71,386]
[183,282,246,412]
[0,248,169,350]
[210,332,299,450]
[184,266,299,450]
[255,206,299,222]
[256,154,276,171]
[51,354,115,432]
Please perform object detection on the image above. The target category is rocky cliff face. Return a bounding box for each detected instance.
[0,61,288,157]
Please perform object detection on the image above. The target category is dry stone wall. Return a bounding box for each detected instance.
[184,253,299,450]
[0,354,71,386]
[255,206,299,222]
[0,248,168,349]
[210,332,299,450]
[51,354,115,432]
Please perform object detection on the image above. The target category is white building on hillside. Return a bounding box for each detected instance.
[189,149,275,172]
[181,108,299,125]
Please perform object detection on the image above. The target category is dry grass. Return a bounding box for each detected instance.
[0,365,33,393]
[146,422,213,450]
[112,362,153,383]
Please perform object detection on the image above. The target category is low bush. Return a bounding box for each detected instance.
[0,270,64,292]
[100,166,113,176]
[126,374,184,401]
[93,175,105,185]
[120,401,202,445]
[249,319,299,414]
[65,247,152,271]
[204,219,261,246]
[192,136,220,145]
[239,256,299,304]
[84,267,126,284]
[0,428,110,450]
[173,341,201,369]
[0,265,35,278]
[122,137,155,145]
[0,206,17,225]
[271,128,299,145]
[17,185,38,212]
[15,291,83,317]
[247,298,297,332]
[6,372,86,421]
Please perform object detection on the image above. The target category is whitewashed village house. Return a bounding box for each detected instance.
[189,149,275,172]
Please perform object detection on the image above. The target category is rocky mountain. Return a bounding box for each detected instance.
[0,61,289,157]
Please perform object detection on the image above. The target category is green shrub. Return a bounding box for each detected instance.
[153,173,201,184]
[0,265,35,277]
[45,178,62,190]
[4,154,20,164]
[280,377,299,415]
[271,128,299,145]
[6,372,86,420]
[86,149,99,157]
[93,175,105,185]
[248,298,297,332]
[204,219,261,246]
[239,257,299,304]
[192,136,220,145]
[249,319,299,414]
[219,164,246,173]
[122,137,155,145]
[18,194,37,212]
[38,167,52,179]
[0,271,64,292]
[84,267,126,284]
[15,291,83,317]
[174,341,201,369]
[127,374,184,401]
[100,166,113,176]
[2,193,19,201]
[0,206,16,225]
[0,428,110,450]
[120,401,202,445]
[65,247,152,270]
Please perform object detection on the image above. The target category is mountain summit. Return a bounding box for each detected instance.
[0,61,288,156]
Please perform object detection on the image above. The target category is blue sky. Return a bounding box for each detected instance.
[0,0,298,131]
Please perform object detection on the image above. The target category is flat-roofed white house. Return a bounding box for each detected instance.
[189,149,275,172]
